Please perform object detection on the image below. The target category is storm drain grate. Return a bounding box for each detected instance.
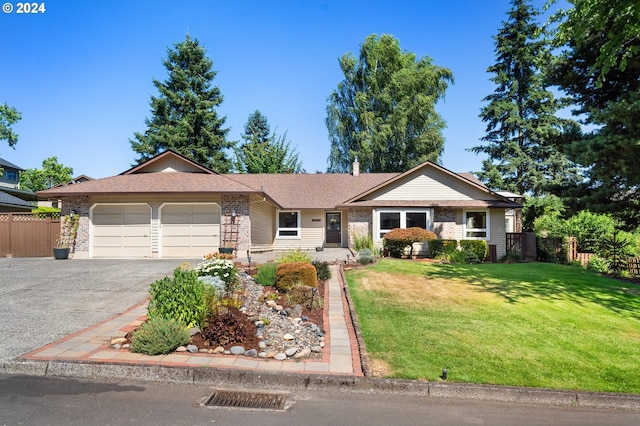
[203,390,287,410]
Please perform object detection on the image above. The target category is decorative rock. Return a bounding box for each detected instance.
[224,350,231,355]
[258,341,267,349]
[113,343,122,350]
[290,304,303,318]
[280,310,288,317]
[266,300,277,308]
[301,315,309,322]
[285,347,299,357]
[311,345,323,353]
[213,346,225,354]
[274,353,287,361]
[275,305,283,312]
[230,346,246,355]
[319,342,325,348]
[283,333,294,341]
[189,327,201,336]
[258,352,267,358]
[294,347,311,359]
[176,346,187,352]
[244,349,258,357]
[122,344,130,349]
[255,320,264,327]
[187,345,199,353]
[110,337,127,346]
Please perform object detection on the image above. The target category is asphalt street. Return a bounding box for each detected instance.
[2,375,639,426]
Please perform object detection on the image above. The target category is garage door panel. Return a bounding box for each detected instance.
[92,204,151,258]
[160,203,220,258]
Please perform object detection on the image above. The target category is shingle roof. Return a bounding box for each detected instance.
[0,191,34,209]
[0,157,24,171]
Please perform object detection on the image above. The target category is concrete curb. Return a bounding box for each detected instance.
[3,358,640,410]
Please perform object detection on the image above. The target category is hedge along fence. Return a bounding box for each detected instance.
[382,235,489,262]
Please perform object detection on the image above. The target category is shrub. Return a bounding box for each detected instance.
[275,262,317,292]
[130,318,190,355]
[255,262,278,286]
[148,268,207,328]
[429,239,458,258]
[277,248,313,264]
[357,248,375,265]
[459,240,488,262]
[312,260,332,280]
[194,257,239,293]
[352,233,374,252]
[383,228,437,258]
[587,256,610,274]
[287,285,324,309]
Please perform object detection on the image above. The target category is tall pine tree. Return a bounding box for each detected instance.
[470,0,580,196]
[234,110,302,173]
[130,35,233,172]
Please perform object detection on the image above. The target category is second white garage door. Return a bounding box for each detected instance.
[160,203,220,258]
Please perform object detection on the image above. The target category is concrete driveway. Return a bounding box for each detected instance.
[0,258,189,362]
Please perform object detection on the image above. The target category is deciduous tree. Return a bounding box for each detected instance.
[0,102,21,149]
[20,156,73,192]
[326,34,453,173]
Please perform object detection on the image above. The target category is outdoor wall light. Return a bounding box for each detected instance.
[70,210,76,218]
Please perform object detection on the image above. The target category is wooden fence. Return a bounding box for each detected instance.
[0,212,60,258]
[506,232,537,261]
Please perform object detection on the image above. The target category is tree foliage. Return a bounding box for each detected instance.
[234,110,302,173]
[0,102,21,149]
[20,156,73,192]
[547,0,640,230]
[130,35,233,172]
[470,0,581,197]
[326,34,453,173]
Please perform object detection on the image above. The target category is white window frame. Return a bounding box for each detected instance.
[463,209,490,240]
[376,209,433,241]
[276,210,301,239]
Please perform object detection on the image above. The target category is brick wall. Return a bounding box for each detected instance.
[61,196,90,253]
[221,194,250,251]
[347,208,372,247]
[434,208,456,240]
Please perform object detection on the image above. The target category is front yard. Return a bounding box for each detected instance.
[346,259,640,393]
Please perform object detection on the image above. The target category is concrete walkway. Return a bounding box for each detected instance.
[19,264,363,376]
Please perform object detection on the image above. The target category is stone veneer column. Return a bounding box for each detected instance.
[433,208,456,240]
[61,196,90,256]
[347,208,372,247]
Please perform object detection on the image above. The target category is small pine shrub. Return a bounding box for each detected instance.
[277,248,313,264]
[312,260,332,281]
[148,268,207,328]
[357,248,375,264]
[275,262,317,292]
[130,318,190,355]
[255,262,279,286]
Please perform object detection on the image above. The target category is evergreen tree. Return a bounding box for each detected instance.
[548,0,640,229]
[470,0,580,196]
[234,110,302,173]
[326,34,453,173]
[130,35,233,172]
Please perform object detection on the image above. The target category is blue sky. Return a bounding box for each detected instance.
[1,0,563,178]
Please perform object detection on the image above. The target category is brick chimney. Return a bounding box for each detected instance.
[352,157,360,176]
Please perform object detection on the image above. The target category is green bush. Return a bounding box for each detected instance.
[287,285,324,309]
[277,248,313,263]
[383,228,437,258]
[255,262,279,286]
[459,240,488,262]
[357,248,375,264]
[194,257,239,293]
[587,256,610,274]
[148,267,207,328]
[312,260,332,280]
[352,233,374,252]
[429,239,458,258]
[130,317,190,355]
[275,262,317,292]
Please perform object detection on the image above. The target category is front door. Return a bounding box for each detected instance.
[325,212,341,246]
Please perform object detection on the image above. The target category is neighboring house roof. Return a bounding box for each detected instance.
[0,190,34,209]
[36,150,522,209]
[0,157,24,171]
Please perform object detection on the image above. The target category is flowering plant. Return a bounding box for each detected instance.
[195,257,239,293]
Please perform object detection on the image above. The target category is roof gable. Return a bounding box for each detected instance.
[122,150,215,175]
[0,157,24,171]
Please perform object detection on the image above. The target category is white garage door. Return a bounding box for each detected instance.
[92,204,152,258]
[160,203,220,258]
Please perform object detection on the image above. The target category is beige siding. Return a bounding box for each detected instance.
[249,198,274,248]
[272,210,326,250]
[489,209,506,258]
[135,156,206,173]
[364,169,499,201]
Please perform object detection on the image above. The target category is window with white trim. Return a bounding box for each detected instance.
[277,210,300,238]
[377,209,432,240]
[464,210,489,239]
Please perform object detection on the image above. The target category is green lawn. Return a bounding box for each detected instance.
[346,259,640,393]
